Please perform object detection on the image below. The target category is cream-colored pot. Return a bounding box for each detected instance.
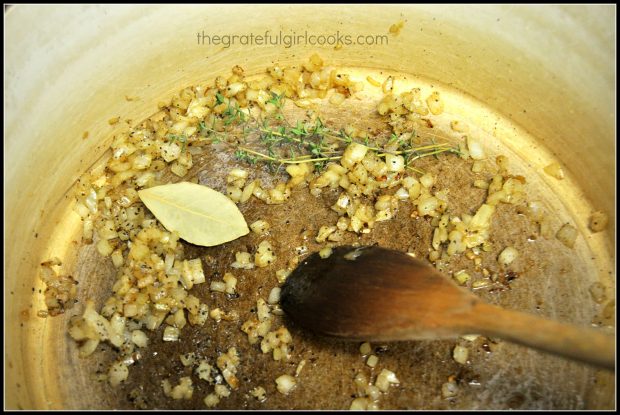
[5,4,615,409]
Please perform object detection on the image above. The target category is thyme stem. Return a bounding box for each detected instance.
[237,147,342,164]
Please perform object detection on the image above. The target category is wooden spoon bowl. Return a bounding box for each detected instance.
[281,246,615,370]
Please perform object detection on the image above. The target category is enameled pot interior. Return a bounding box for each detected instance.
[5,5,615,409]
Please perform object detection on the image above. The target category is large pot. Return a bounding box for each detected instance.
[5,4,615,409]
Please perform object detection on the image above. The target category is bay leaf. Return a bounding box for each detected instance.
[138,181,249,247]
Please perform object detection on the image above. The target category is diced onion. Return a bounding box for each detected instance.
[268,287,281,305]
[467,136,485,160]
[257,298,271,322]
[419,173,434,189]
[319,246,333,258]
[96,239,114,257]
[589,211,608,232]
[111,249,124,268]
[453,345,469,364]
[210,281,227,293]
[441,380,458,398]
[167,377,193,400]
[209,308,223,322]
[453,270,470,285]
[375,369,399,392]
[223,273,237,294]
[232,252,254,269]
[359,342,372,356]
[316,225,337,243]
[275,374,297,395]
[214,384,231,398]
[78,338,100,358]
[250,386,267,402]
[163,326,180,342]
[255,240,276,268]
[108,361,129,387]
[250,219,270,234]
[385,154,405,172]
[497,246,518,266]
[450,120,469,132]
[461,334,480,342]
[329,92,346,106]
[160,142,181,162]
[180,352,196,367]
[350,397,369,410]
[204,394,220,408]
[275,269,291,284]
[426,91,444,115]
[556,223,578,248]
[473,179,489,189]
[469,204,495,231]
[589,282,607,304]
[544,162,564,180]
[73,202,90,218]
[131,330,149,348]
[341,143,368,169]
[417,196,439,216]
[366,354,379,367]
[395,187,409,200]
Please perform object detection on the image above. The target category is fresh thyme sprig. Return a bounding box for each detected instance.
[266,92,286,121]
[235,113,460,173]
[266,92,285,109]
[237,147,342,165]
[234,149,259,165]
[196,92,460,173]
[235,128,459,172]
[222,102,247,126]
[167,134,188,152]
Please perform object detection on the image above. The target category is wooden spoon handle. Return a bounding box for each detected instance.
[467,302,615,370]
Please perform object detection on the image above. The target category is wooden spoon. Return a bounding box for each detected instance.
[280,245,615,370]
